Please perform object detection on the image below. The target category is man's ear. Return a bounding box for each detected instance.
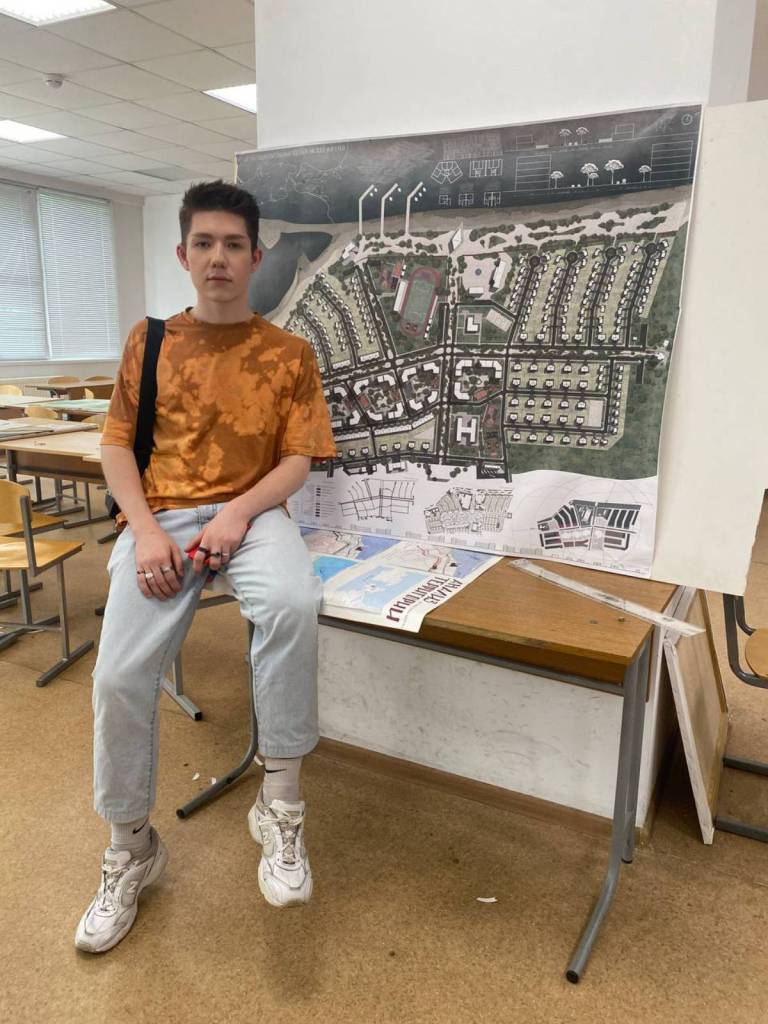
[176,243,190,271]
[251,247,263,272]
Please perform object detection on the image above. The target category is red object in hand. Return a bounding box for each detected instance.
[186,544,209,564]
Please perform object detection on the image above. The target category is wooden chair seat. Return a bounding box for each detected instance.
[745,629,768,680]
[0,510,62,536]
[0,537,83,571]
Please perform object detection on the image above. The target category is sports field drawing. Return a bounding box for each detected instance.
[238,104,700,576]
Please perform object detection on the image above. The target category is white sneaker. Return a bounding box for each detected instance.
[75,827,168,953]
[248,789,312,907]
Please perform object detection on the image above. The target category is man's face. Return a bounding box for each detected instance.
[177,210,261,303]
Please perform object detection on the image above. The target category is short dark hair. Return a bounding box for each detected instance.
[179,179,260,252]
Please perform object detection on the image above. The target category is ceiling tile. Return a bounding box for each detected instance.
[46,10,199,63]
[97,169,181,189]
[0,58,37,88]
[1,79,117,112]
[140,145,217,169]
[0,143,66,164]
[15,111,119,137]
[22,137,123,160]
[186,139,240,160]
[43,157,121,175]
[68,64,189,102]
[139,0,254,48]
[215,44,255,69]
[198,114,257,141]
[77,102,180,130]
[0,27,116,74]
[81,150,184,171]
[137,122,234,147]
[136,49,253,91]
[138,91,237,121]
[0,94,60,119]
[70,128,156,152]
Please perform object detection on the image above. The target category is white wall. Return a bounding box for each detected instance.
[143,194,196,318]
[255,0,721,148]
[1,168,145,377]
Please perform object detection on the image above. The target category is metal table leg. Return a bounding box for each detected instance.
[566,639,651,983]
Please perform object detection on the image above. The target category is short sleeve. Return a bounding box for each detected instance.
[101,321,146,448]
[280,342,337,462]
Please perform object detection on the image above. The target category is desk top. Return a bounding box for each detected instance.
[0,395,58,407]
[420,558,677,683]
[40,399,110,414]
[2,428,103,458]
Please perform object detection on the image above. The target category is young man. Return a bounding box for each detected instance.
[76,180,336,953]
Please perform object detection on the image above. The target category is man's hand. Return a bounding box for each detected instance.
[185,502,251,575]
[134,523,184,600]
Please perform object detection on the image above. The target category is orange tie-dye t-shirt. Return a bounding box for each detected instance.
[101,309,336,513]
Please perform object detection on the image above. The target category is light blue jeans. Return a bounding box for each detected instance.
[92,504,323,824]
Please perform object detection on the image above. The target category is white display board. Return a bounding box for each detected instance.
[254,3,768,595]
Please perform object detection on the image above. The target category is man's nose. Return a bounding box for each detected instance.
[210,244,228,264]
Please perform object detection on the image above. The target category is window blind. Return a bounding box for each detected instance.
[37,189,121,360]
[0,182,48,360]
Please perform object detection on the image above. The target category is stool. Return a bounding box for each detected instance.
[715,595,768,842]
[173,572,259,819]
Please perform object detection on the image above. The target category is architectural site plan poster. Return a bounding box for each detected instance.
[237,104,701,577]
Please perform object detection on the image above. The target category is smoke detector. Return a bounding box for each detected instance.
[44,74,64,89]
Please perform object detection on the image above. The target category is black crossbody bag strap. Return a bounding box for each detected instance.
[133,315,165,476]
[106,316,165,520]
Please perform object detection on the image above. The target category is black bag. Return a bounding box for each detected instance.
[105,316,166,520]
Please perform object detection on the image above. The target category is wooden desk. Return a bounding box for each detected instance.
[37,399,110,421]
[1,430,673,981]
[2,430,108,528]
[0,396,61,418]
[3,430,105,483]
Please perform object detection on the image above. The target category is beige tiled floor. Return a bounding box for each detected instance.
[1,490,767,1024]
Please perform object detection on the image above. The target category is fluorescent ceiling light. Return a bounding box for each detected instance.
[0,1,114,26]
[0,120,65,142]
[204,84,258,114]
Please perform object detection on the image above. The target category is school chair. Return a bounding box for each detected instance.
[0,488,93,684]
[47,376,86,400]
[0,384,23,395]
[715,595,768,842]
[0,479,63,617]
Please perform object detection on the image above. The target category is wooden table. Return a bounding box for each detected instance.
[0,377,115,399]
[37,399,110,421]
[0,427,678,980]
[0,396,61,418]
[2,430,108,528]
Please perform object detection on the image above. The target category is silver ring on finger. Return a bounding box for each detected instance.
[160,565,174,573]
[144,570,155,580]
[221,552,230,562]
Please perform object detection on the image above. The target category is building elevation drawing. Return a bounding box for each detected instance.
[237,104,700,576]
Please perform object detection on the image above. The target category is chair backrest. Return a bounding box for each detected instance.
[26,406,59,420]
[0,384,23,395]
[82,413,106,429]
[84,383,113,399]
[0,478,28,523]
[47,376,80,385]
[84,375,112,382]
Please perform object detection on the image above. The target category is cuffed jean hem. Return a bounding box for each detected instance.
[257,736,320,759]
[94,804,155,825]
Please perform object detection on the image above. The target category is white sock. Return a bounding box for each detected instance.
[110,816,151,857]
[262,756,303,805]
